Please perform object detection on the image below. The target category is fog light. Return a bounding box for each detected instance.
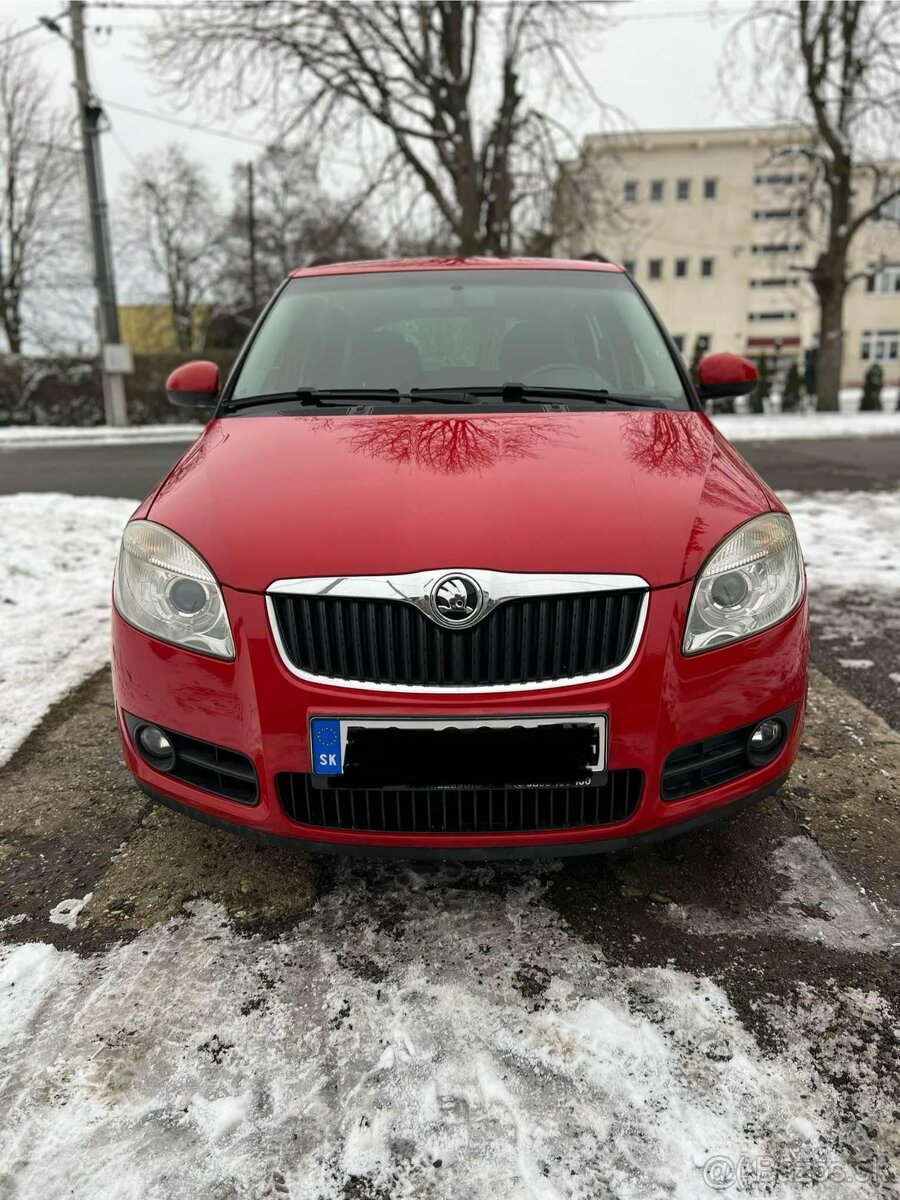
[137,724,175,770]
[748,718,784,761]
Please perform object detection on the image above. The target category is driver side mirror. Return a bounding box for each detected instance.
[697,353,758,401]
[165,360,220,407]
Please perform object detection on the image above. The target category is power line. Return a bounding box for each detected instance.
[99,95,364,170]
[99,97,275,149]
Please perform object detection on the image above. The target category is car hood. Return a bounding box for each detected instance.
[148,409,777,592]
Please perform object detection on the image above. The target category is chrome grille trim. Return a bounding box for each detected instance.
[266,569,649,693]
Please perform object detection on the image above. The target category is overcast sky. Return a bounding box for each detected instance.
[7,0,754,201]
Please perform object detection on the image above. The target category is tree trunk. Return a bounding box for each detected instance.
[812,267,845,412]
[2,303,22,355]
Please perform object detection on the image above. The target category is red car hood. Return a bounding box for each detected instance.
[148,410,776,592]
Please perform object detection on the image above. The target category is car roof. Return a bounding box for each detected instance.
[289,256,625,279]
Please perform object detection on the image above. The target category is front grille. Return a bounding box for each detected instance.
[276,770,643,834]
[270,589,645,687]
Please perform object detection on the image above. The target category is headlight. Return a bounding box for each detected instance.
[114,520,234,659]
[683,513,803,655]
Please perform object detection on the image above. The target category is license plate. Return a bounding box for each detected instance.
[310,715,607,779]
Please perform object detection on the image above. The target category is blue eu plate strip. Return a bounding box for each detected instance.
[311,718,342,775]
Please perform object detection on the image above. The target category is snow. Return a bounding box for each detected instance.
[0,424,201,448]
[48,893,93,930]
[0,871,891,1199]
[0,493,135,766]
[713,411,900,441]
[782,490,900,592]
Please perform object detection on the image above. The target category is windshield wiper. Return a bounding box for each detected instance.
[411,384,668,409]
[224,388,406,411]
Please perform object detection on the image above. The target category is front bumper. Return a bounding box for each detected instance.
[111,581,808,857]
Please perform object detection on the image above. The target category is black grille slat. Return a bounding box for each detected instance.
[272,589,644,688]
[278,772,643,834]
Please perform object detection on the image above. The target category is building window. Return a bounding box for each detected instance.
[703,178,717,200]
[677,179,691,201]
[753,208,803,221]
[622,259,636,276]
[871,196,900,222]
[751,244,803,255]
[650,179,664,202]
[866,263,900,293]
[672,335,685,353]
[700,257,714,278]
[750,277,800,288]
[675,258,688,278]
[860,330,900,361]
[624,180,638,204]
[754,172,807,187]
[648,258,663,280]
[749,311,798,322]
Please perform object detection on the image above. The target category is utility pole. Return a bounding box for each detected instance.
[69,0,129,425]
[247,161,259,313]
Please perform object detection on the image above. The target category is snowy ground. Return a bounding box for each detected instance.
[713,411,900,442]
[2,851,896,1200]
[1,490,899,1198]
[0,494,135,764]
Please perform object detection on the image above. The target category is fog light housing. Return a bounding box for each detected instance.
[748,718,785,763]
[137,724,176,771]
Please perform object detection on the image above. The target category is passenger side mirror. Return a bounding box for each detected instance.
[165,361,220,407]
[697,353,758,400]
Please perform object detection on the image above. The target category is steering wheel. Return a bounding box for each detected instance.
[518,363,615,391]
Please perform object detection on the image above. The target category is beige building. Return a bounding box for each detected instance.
[558,126,900,392]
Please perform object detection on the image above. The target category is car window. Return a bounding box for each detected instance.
[230,269,689,407]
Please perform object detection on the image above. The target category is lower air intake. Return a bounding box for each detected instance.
[276,771,642,834]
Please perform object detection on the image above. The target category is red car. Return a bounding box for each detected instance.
[112,258,807,858]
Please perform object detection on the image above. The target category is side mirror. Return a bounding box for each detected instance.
[697,353,758,400]
[165,360,220,407]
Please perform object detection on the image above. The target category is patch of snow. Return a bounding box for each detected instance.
[188,1091,253,1141]
[0,424,201,449]
[0,914,27,931]
[0,493,135,766]
[0,879,890,1199]
[714,411,900,441]
[669,835,893,953]
[48,893,93,930]
[781,490,900,593]
[838,659,875,670]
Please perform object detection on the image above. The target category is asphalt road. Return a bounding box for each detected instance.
[1,433,899,498]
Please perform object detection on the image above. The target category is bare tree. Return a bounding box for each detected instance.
[731,2,900,409]
[119,144,221,351]
[147,1,615,257]
[225,149,384,304]
[0,32,77,354]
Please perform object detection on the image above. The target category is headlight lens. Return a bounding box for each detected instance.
[683,513,803,654]
[114,520,234,659]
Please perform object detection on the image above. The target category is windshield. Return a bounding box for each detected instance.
[229,268,690,409]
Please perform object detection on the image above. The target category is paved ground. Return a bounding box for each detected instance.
[1,432,899,499]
